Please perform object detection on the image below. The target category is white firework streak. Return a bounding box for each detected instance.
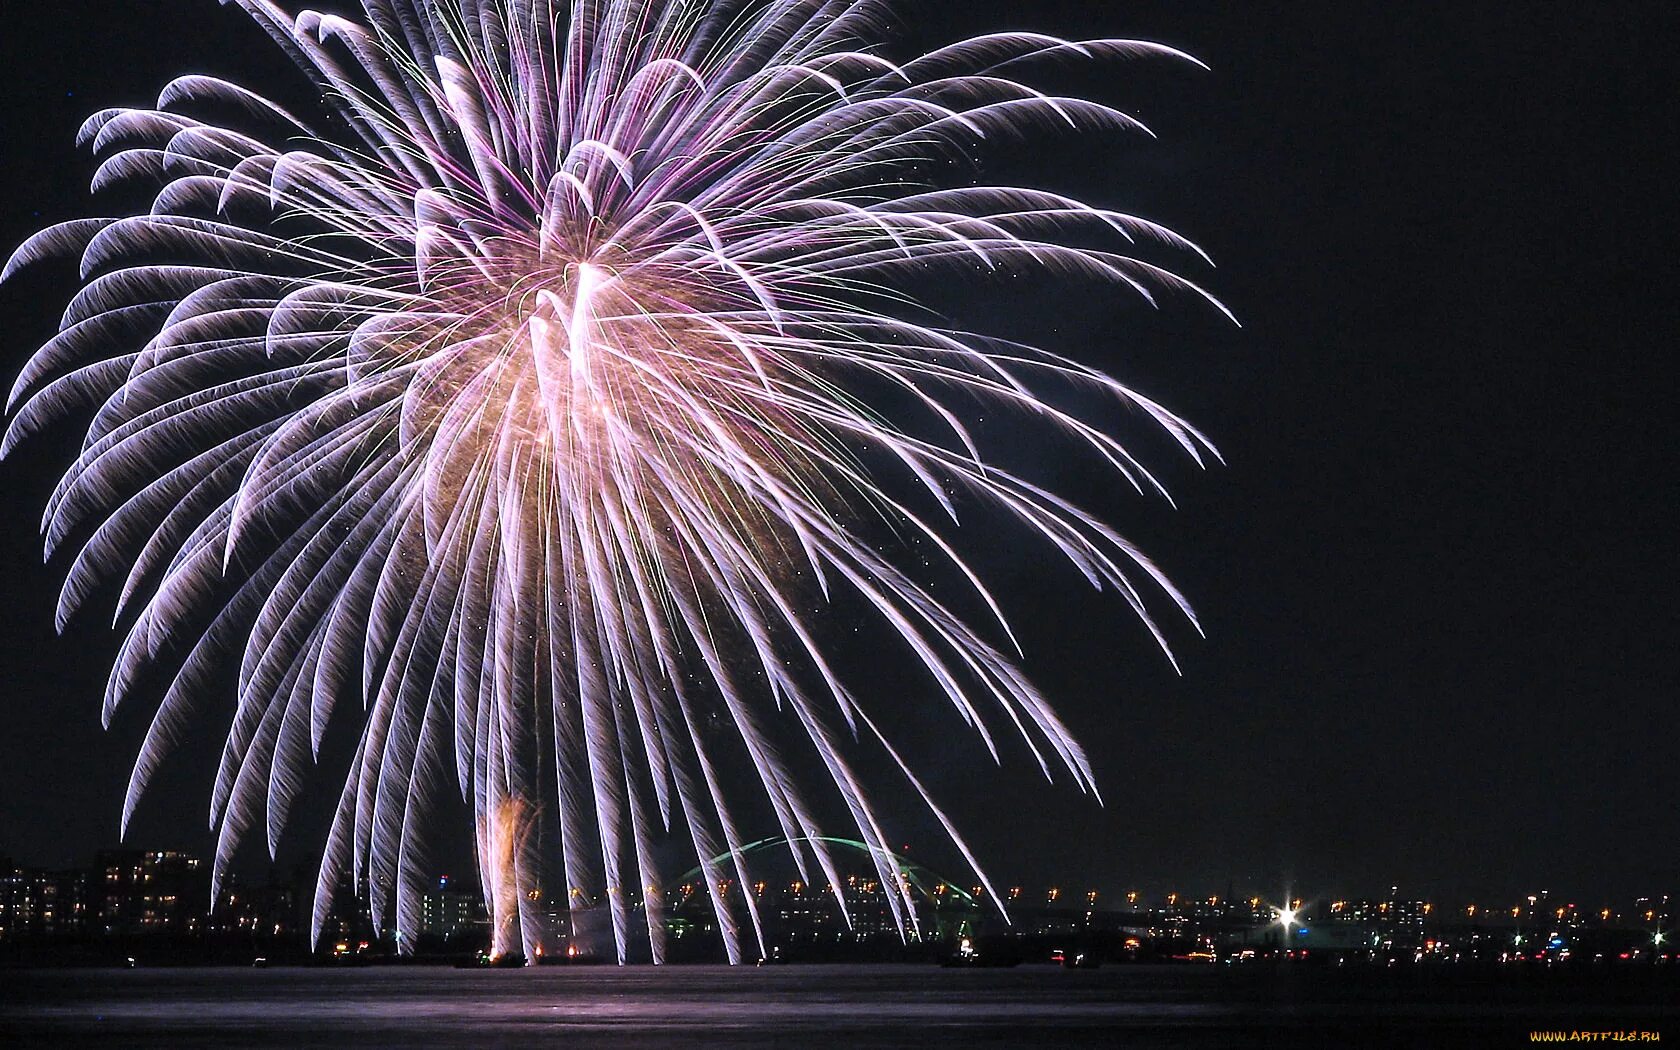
[2,0,1228,963]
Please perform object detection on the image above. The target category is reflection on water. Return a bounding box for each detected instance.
[3,964,1678,1049]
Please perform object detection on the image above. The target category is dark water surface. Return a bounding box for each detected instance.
[4,964,1677,1048]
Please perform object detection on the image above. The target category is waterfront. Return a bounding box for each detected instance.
[4,964,1678,1048]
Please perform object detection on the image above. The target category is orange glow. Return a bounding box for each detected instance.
[481,796,537,960]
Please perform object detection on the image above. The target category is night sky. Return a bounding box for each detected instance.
[0,1,1673,908]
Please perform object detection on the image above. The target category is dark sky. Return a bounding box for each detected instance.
[0,1,1674,909]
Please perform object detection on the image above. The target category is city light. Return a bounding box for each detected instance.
[2,850,1673,969]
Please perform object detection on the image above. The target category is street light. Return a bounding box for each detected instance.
[1275,904,1299,952]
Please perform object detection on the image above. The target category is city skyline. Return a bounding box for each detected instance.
[4,841,1673,933]
[6,843,1673,976]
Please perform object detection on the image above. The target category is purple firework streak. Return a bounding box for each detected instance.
[2,0,1228,962]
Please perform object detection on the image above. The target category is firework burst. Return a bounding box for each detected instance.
[4,0,1226,962]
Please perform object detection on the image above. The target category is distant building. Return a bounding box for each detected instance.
[0,864,89,938]
[1324,889,1431,947]
[1,859,24,938]
[421,876,487,940]
[215,874,300,938]
[1234,920,1384,955]
[312,875,378,949]
[94,850,209,936]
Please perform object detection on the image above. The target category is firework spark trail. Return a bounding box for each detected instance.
[3,0,1227,963]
